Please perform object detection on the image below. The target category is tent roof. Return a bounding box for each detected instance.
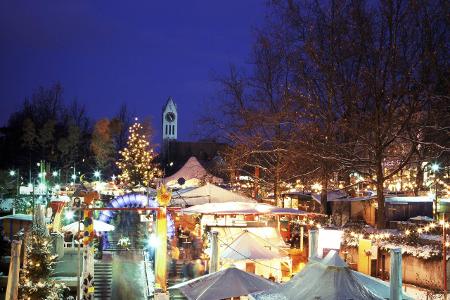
[62,220,115,233]
[352,271,413,300]
[171,183,256,206]
[180,201,308,215]
[251,251,384,300]
[0,214,38,222]
[210,226,288,249]
[221,231,288,261]
[385,196,432,203]
[252,251,413,300]
[169,267,278,300]
[163,156,223,186]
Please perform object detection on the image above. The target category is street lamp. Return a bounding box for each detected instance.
[52,171,58,177]
[93,170,101,181]
[432,163,440,220]
[9,169,19,214]
[431,163,440,172]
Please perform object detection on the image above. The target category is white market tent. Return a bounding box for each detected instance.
[251,251,384,300]
[163,156,223,187]
[219,230,291,281]
[251,251,413,300]
[352,271,413,300]
[211,226,287,249]
[171,183,256,206]
[180,201,307,215]
[62,220,115,233]
[221,230,288,261]
[169,267,278,300]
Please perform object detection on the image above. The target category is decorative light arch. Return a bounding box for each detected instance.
[98,193,174,237]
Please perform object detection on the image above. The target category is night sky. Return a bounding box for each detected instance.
[0,1,266,141]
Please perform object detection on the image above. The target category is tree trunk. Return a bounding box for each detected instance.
[414,163,424,196]
[376,162,386,229]
[321,175,329,215]
[274,167,281,207]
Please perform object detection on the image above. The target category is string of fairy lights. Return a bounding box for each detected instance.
[345,219,450,248]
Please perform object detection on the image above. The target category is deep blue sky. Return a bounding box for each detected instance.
[0,1,266,142]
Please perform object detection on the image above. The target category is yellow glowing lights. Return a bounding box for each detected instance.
[117,121,160,186]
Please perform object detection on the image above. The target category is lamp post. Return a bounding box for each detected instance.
[433,163,448,299]
[443,216,448,300]
[93,170,101,181]
[431,163,440,221]
[9,169,19,215]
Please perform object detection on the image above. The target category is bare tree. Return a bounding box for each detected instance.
[277,0,449,227]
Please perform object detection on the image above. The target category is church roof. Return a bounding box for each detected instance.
[163,96,176,112]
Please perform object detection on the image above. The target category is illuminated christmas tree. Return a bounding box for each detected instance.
[19,207,67,300]
[116,119,161,187]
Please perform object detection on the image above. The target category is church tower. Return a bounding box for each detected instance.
[162,97,177,141]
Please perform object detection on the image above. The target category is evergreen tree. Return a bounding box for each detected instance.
[19,209,67,299]
[116,119,160,187]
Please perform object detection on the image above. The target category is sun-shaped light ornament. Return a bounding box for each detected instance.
[156,184,172,207]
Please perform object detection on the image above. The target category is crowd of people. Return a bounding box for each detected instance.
[174,224,203,260]
[168,224,207,279]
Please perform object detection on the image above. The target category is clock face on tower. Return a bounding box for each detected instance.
[165,112,176,123]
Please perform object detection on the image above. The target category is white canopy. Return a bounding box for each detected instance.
[352,271,413,300]
[163,156,223,187]
[62,220,115,233]
[169,267,278,300]
[221,230,288,261]
[211,226,287,249]
[251,251,384,300]
[171,183,256,206]
[0,214,51,222]
[180,201,307,215]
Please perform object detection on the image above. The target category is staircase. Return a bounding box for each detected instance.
[94,262,112,300]
[168,262,187,300]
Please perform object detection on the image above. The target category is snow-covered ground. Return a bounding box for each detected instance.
[403,283,445,300]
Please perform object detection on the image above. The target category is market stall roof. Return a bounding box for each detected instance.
[171,183,256,206]
[221,230,288,261]
[209,226,287,249]
[62,220,115,233]
[51,195,71,202]
[251,251,385,300]
[169,267,278,300]
[180,201,308,215]
[352,271,413,300]
[0,214,50,222]
[385,196,432,203]
[163,156,223,186]
[409,215,433,222]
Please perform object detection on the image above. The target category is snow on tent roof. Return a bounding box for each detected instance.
[251,250,384,300]
[171,183,256,206]
[163,156,223,185]
[221,230,288,261]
